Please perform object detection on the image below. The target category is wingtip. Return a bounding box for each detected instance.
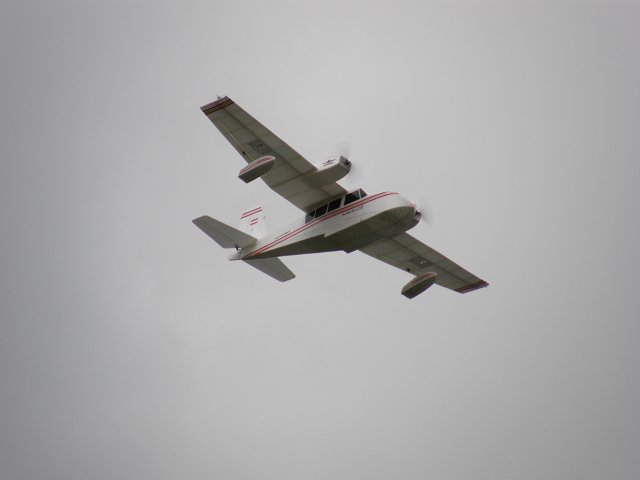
[192,215,208,226]
[201,96,233,115]
[455,280,489,294]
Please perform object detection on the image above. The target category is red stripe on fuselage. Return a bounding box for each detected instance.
[243,192,397,259]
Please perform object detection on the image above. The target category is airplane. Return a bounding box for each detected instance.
[193,96,488,299]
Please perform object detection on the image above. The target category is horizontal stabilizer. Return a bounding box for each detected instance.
[244,258,295,282]
[193,215,257,249]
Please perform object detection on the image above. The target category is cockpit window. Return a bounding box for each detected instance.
[358,189,367,198]
[344,191,360,205]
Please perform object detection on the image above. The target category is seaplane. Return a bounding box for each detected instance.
[194,96,488,299]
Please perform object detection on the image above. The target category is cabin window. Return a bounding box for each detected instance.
[314,204,328,217]
[307,191,365,222]
[327,198,341,212]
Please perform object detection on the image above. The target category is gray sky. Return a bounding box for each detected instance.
[1,1,639,479]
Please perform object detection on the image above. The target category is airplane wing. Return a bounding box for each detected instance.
[201,96,347,212]
[360,233,489,293]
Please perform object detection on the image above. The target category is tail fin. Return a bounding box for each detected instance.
[238,206,267,238]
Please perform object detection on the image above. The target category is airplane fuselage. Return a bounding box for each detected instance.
[229,191,420,261]
[195,95,488,295]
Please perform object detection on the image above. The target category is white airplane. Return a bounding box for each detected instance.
[194,96,488,299]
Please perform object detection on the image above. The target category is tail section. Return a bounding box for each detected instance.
[238,206,268,238]
[193,211,296,282]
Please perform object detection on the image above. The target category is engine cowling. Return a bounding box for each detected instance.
[305,156,351,187]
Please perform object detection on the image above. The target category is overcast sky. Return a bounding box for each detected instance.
[1,1,639,479]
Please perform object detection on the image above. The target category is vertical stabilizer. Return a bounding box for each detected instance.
[239,206,268,238]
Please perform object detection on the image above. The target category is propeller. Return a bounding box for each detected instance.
[345,160,365,188]
[414,197,434,226]
[335,141,351,160]
[332,143,433,225]
[334,141,364,190]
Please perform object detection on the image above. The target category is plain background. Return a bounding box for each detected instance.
[1,1,639,479]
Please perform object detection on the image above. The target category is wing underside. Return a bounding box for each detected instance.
[360,233,488,293]
[201,97,346,212]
